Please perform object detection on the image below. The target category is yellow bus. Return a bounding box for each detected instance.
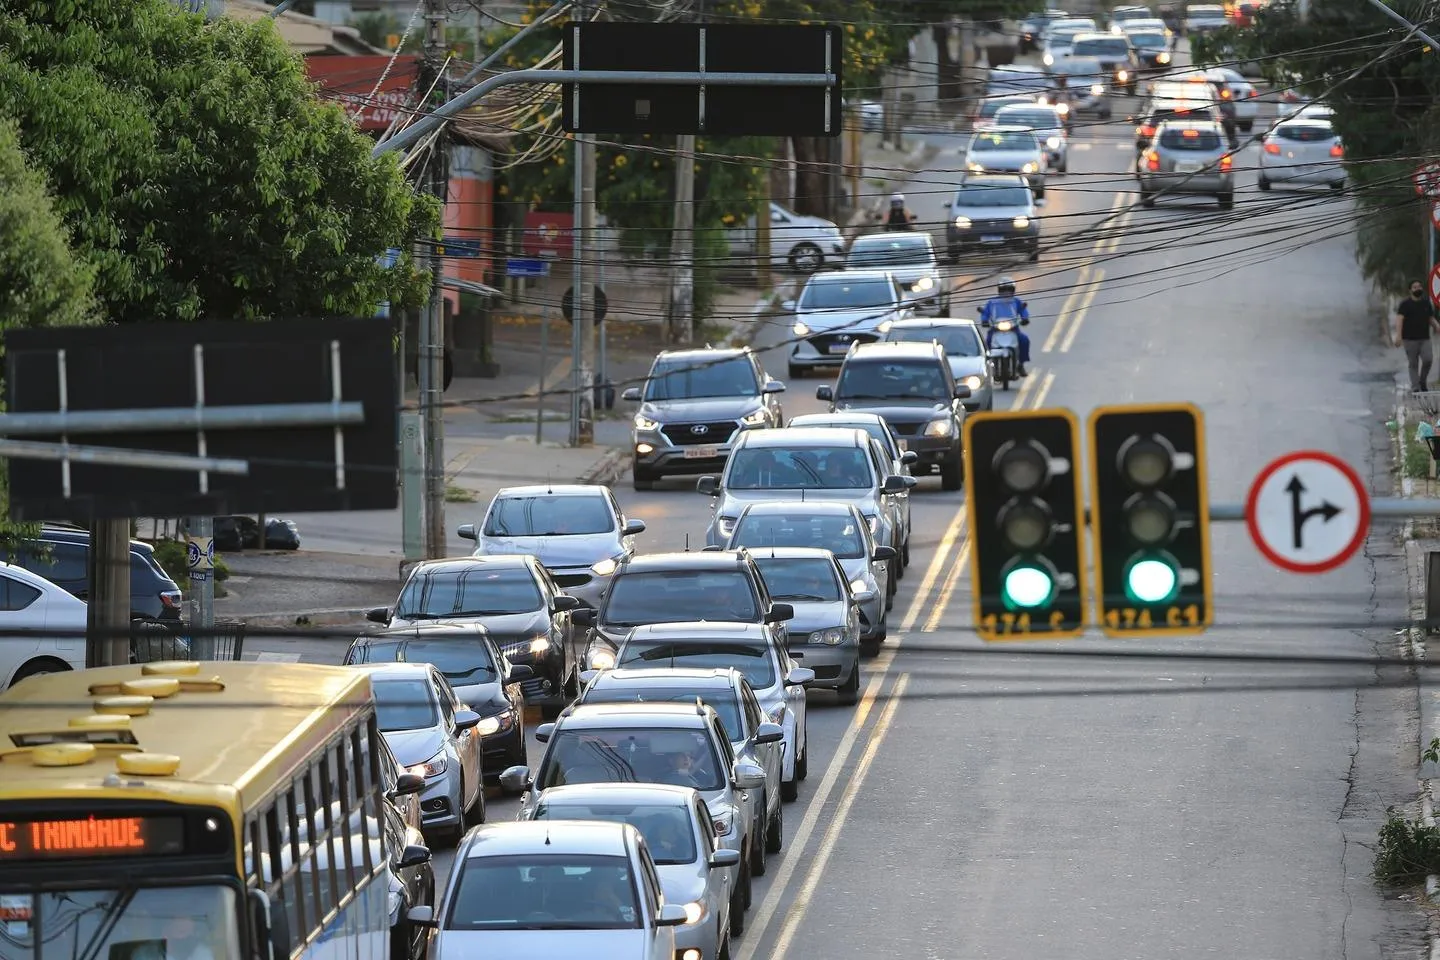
[0,660,431,960]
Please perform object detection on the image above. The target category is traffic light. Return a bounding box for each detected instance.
[1087,403,1213,637]
[964,409,1088,642]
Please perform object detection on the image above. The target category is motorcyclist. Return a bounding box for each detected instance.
[978,276,1031,377]
[884,193,917,230]
[1213,82,1239,149]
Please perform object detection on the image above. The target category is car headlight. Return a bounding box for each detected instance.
[1012,216,1030,229]
[682,901,707,925]
[1043,52,1054,64]
[912,276,934,292]
[476,709,516,737]
[588,646,617,671]
[924,417,954,438]
[591,556,619,577]
[876,319,893,334]
[407,753,448,779]
[1021,162,1038,174]
[809,628,845,645]
[1055,102,1070,115]
[1156,51,1171,64]
[1045,136,1061,150]
[634,414,659,431]
[967,161,985,172]
[793,320,811,336]
[529,635,551,654]
[1091,83,1105,95]
[717,516,737,537]
[953,216,972,229]
[850,578,868,595]
[962,375,984,390]
[740,408,769,426]
[1117,69,1128,81]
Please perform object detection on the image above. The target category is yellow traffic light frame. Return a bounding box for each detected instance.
[964,407,1089,643]
[1085,401,1214,638]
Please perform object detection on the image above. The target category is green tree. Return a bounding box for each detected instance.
[0,0,439,324]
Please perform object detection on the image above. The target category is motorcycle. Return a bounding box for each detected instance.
[982,315,1029,390]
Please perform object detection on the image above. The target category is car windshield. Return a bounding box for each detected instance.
[797,278,896,309]
[539,727,726,791]
[952,186,1032,207]
[847,236,933,267]
[485,494,615,536]
[995,108,1062,130]
[1159,128,1222,150]
[792,419,896,453]
[1072,38,1129,56]
[643,355,757,401]
[347,638,499,684]
[732,513,867,560]
[617,641,778,690]
[980,98,1030,117]
[372,679,439,732]
[531,802,699,865]
[445,854,642,930]
[602,570,760,627]
[726,446,873,490]
[584,686,744,743]
[1129,32,1166,46]
[836,360,947,403]
[754,556,844,602]
[886,325,984,357]
[1057,58,1104,77]
[395,566,543,619]
[971,131,1038,152]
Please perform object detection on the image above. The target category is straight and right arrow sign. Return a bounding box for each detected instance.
[1245,451,1369,573]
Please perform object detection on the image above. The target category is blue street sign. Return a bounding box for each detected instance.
[506,258,551,278]
[436,237,484,258]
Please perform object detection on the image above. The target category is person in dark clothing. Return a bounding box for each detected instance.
[884,193,917,230]
[1395,279,1440,391]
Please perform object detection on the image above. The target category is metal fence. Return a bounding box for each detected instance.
[131,619,246,663]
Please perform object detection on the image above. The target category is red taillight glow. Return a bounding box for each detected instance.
[1182,128,1200,138]
[1247,88,1258,98]
[1219,154,1233,171]
[1330,143,1344,157]
[1263,142,1281,155]
[1139,124,1156,137]
[1145,151,1160,171]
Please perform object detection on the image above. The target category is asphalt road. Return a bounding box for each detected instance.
[247,50,1430,957]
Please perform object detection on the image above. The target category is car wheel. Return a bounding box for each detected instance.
[1331,180,1345,191]
[789,243,823,274]
[945,246,960,265]
[766,801,785,852]
[464,775,486,827]
[940,454,963,491]
[1056,161,1067,175]
[1240,120,1253,132]
[939,295,952,317]
[1140,190,1156,208]
[892,555,904,581]
[729,870,747,935]
[749,817,767,876]
[1257,174,1271,192]
[631,462,658,491]
[1218,192,1234,209]
[1029,245,1041,263]
[719,931,732,960]
[796,733,809,781]
[9,658,71,685]
[787,363,805,380]
[902,539,911,566]
[836,665,861,705]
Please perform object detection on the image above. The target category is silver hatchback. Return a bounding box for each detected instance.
[1137,120,1234,209]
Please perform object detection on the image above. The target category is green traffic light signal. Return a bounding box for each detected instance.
[1002,560,1057,609]
[1125,554,1180,604]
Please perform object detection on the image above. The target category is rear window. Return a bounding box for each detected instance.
[1275,124,1334,142]
[1159,128,1222,150]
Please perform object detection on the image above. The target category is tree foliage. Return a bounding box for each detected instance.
[0,0,440,324]
[1205,0,1440,292]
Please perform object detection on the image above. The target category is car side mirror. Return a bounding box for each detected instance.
[852,589,876,604]
[397,843,431,869]
[763,379,786,394]
[942,199,952,207]
[499,766,533,792]
[572,607,597,627]
[708,848,742,869]
[903,475,919,489]
[873,545,898,562]
[454,709,482,732]
[621,386,642,402]
[457,522,478,541]
[733,759,767,790]
[696,475,719,496]
[578,669,599,685]
[623,518,647,536]
[551,594,581,613]
[781,300,796,312]
[765,602,795,623]
[755,721,785,744]
[507,664,534,683]
[657,904,690,927]
[366,606,390,624]
[391,773,425,797]
[406,905,438,929]
[953,384,972,399]
[901,450,919,465]
[815,385,834,402]
[787,667,816,687]
[535,723,556,743]
[882,475,907,494]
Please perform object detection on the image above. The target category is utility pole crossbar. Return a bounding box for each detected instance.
[0,402,365,435]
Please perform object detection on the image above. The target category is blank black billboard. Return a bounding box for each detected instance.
[3,318,398,522]
[562,22,842,137]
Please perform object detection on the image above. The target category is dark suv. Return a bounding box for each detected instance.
[571,548,794,672]
[621,347,786,491]
[14,525,183,620]
[816,341,970,490]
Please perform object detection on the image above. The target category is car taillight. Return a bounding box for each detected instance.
[1330,143,1344,157]
[1219,154,1233,171]
[1140,124,1156,137]
[161,591,183,609]
[1281,90,1298,102]
[1145,151,1160,171]
[1263,142,1281,155]
[1247,88,1258,98]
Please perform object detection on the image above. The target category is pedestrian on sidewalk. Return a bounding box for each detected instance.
[1396,279,1440,392]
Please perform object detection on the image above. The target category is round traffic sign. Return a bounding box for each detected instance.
[186,540,201,568]
[561,285,609,324]
[1431,200,1440,232]
[1245,450,1369,573]
[1415,162,1440,198]
[1430,262,1440,309]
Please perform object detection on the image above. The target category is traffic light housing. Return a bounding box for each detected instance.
[964,409,1088,642]
[1087,403,1213,636]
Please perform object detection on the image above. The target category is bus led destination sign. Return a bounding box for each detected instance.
[0,815,185,861]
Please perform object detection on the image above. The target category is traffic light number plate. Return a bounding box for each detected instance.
[1102,604,1203,631]
[978,610,1070,637]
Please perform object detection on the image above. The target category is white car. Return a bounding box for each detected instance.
[1258,114,1345,191]
[786,270,914,377]
[0,562,86,689]
[411,821,688,959]
[994,102,1069,174]
[846,232,949,316]
[1205,67,1260,131]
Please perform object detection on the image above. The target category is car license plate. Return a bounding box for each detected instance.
[1174,161,1203,173]
[828,343,850,354]
[683,445,718,459]
[981,235,1004,243]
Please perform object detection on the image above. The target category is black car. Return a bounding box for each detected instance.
[344,623,534,779]
[14,525,183,620]
[213,515,301,550]
[816,341,970,491]
[367,555,581,714]
[1069,32,1140,93]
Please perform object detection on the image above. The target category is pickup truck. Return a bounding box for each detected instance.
[726,201,846,274]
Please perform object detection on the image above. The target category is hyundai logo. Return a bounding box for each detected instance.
[690,424,710,435]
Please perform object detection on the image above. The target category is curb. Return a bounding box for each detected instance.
[240,607,369,629]
[578,445,627,486]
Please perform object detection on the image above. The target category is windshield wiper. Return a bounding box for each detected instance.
[77,886,139,960]
[398,611,440,620]
[451,609,526,616]
[774,593,832,601]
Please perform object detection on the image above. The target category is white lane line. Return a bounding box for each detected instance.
[1073,143,1093,151]
[897,504,970,633]
[1030,370,1057,409]
[1041,266,1092,353]
[923,541,972,632]
[1059,275,1103,353]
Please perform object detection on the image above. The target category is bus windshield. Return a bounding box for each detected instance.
[0,885,240,960]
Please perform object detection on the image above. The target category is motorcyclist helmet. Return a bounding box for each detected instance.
[997,275,1017,296]
[890,193,905,207]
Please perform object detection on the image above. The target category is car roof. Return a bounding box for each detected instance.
[788,411,888,425]
[494,484,609,499]
[806,269,894,283]
[536,782,701,807]
[737,500,858,518]
[0,561,70,594]
[624,621,771,641]
[620,550,752,573]
[588,666,744,690]
[849,231,932,248]
[1155,118,1224,132]
[742,545,842,563]
[738,426,869,448]
[654,347,750,363]
[978,125,1040,139]
[410,555,534,575]
[366,622,494,640]
[463,820,634,859]
[1072,31,1123,40]
[350,662,436,681]
[559,702,715,728]
[957,174,1030,189]
[888,317,981,331]
[848,340,945,361]
[34,527,157,555]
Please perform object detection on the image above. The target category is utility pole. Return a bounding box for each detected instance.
[87,519,132,667]
[569,1,597,447]
[668,134,697,344]
[419,0,448,557]
[756,156,773,294]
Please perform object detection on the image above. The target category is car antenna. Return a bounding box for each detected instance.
[544,827,552,846]
[546,474,553,494]
[684,533,690,552]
